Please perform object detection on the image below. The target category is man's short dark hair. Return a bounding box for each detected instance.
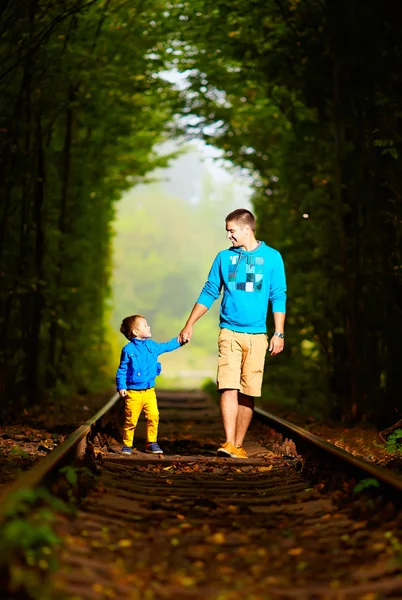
[225,208,256,232]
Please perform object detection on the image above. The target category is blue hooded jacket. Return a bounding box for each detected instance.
[116,337,181,391]
[197,242,286,334]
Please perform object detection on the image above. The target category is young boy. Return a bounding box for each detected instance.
[116,314,186,455]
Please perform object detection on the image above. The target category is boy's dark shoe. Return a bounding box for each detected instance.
[121,446,132,455]
[145,442,163,454]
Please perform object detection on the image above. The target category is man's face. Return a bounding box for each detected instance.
[226,220,248,248]
[133,318,152,339]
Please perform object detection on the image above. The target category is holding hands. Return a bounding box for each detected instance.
[179,324,193,345]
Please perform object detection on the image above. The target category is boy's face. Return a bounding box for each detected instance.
[133,318,152,339]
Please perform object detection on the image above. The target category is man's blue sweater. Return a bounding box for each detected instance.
[197,242,287,334]
[116,337,181,391]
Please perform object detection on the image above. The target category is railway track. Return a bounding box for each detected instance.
[1,390,402,599]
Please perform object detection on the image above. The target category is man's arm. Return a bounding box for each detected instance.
[269,312,286,356]
[179,303,209,343]
[179,253,222,343]
[268,251,287,356]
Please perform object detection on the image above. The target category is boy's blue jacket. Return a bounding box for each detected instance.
[116,337,181,391]
[197,242,286,334]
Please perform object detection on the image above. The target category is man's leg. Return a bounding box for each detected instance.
[220,389,239,444]
[234,393,254,448]
[217,329,242,449]
[236,333,268,450]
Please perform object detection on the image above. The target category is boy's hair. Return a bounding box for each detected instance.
[225,208,256,232]
[120,314,145,340]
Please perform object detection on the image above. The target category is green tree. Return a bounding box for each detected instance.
[0,0,179,410]
[111,150,246,370]
[166,0,402,425]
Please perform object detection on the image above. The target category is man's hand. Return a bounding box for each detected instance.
[268,335,284,356]
[178,304,208,344]
[119,389,127,398]
[179,324,193,344]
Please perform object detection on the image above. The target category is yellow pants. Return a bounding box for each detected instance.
[123,388,159,447]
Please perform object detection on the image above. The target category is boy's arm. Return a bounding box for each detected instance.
[116,347,129,391]
[151,337,183,356]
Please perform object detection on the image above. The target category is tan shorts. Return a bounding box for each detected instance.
[217,328,269,397]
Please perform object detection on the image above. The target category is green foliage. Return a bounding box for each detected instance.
[384,531,402,564]
[353,478,380,494]
[10,446,30,459]
[385,429,402,455]
[0,488,69,598]
[202,378,220,404]
[59,465,79,487]
[56,465,97,507]
[2,0,402,427]
[111,152,246,379]
[0,0,181,410]
[165,0,402,425]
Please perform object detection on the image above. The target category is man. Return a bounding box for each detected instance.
[179,208,286,459]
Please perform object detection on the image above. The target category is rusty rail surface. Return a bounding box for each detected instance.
[1,391,402,598]
[53,391,402,598]
[0,392,120,519]
[1,391,402,518]
[254,406,402,493]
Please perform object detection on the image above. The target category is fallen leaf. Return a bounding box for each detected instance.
[264,576,282,585]
[371,542,386,551]
[353,521,367,530]
[208,532,226,544]
[288,547,304,556]
[118,539,132,548]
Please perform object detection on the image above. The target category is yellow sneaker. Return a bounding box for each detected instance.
[235,446,248,459]
[217,441,238,458]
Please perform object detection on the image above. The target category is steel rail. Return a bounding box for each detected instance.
[1,392,401,523]
[0,392,120,520]
[254,406,402,492]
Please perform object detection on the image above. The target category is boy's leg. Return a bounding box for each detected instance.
[142,388,159,443]
[123,390,144,447]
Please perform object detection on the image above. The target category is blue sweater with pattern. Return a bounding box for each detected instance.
[116,337,181,391]
[197,242,286,334]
